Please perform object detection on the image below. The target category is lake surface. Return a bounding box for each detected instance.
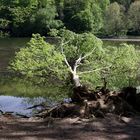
[0,38,29,72]
[0,96,48,117]
[0,37,140,115]
[103,37,140,47]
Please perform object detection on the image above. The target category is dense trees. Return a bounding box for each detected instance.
[0,0,140,37]
[110,0,132,9]
[63,0,109,34]
[103,0,140,36]
[0,0,62,37]
[103,2,127,36]
[128,1,140,34]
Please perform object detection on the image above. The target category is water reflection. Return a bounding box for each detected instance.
[0,38,29,72]
[0,75,69,101]
[0,95,48,117]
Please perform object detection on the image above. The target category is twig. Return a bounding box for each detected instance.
[60,40,73,73]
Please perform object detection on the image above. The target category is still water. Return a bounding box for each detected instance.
[0,37,140,115]
[0,96,48,117]
[103,36,140,47]
[0,38,29,72]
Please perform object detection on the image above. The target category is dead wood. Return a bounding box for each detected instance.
[71,85,97,102]
[35,86,140,119]
[15,113,30,118]
[26,103,46,110]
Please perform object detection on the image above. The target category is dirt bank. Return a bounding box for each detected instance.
[0,114,140,140]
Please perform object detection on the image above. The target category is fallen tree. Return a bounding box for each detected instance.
[10,29,140,118]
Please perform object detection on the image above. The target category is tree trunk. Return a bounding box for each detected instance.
[72,73,81,87]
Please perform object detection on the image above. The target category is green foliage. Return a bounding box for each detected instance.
[1,0,140,37]
[105,44,139,88]
[30,0,63,35]
[0,31,9,38]
[63,0,108,34]
[10,34,67,79]
[0,75,68,101]
[10,30,106,87]
[0,18,10,37]
[54,29,103,61]
[11,30,140,90]
[128,1,140,34]
[81,43,139,89]
[103,2,127,36]
[0,0,63,37]
[110,0,132,9]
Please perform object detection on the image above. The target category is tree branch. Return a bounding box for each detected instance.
[73,55,82,73]
[60,40,73,73]
[78,65,112,75]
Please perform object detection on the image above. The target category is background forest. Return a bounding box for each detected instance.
[0,0,140,37]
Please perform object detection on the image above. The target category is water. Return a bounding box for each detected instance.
[102,36,140,47]
[0,38,29,72]
[0,96,48,117]
[0,37,140,116]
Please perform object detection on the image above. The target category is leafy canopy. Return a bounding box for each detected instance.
[10,29,106,83]
[103,2,127,36]
[10,34,66,79]
[10,30,140,89]
[105,44,140,88]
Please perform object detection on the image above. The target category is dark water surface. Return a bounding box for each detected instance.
[0,38,29,72]
[103,36,140,47]
[0,37,140,115]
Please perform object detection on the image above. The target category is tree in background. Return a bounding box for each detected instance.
[1,0,140,37]
[103,2,127,36]
[30,0,63,36]
[63,0,109,34]
[128,1,140,34]
[0,0,63,37]
[110,0,132,9]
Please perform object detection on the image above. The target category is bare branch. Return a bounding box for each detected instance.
[78,65,112,75]
[60,40,73,73]
[73,55,82,73]
[64,57,73,73]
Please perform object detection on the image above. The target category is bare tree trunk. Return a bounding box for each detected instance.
[72,73,81,87]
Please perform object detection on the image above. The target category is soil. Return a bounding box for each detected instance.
[0,114,140,140]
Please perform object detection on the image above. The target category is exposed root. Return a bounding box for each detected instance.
[35,86,140,119]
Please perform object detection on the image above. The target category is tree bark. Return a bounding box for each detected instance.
[72,73,81,87]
